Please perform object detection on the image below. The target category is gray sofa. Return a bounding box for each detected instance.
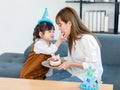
[0,33,120,90]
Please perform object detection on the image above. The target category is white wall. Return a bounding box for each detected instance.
[0,0,114,54]
[0,0,79,54]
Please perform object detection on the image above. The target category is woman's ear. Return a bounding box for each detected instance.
[67,21,72,26]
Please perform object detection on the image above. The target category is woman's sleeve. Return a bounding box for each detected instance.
[34,41,58,54]
[82,35,100,70]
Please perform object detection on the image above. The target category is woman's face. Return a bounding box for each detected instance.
[57,18,71,38]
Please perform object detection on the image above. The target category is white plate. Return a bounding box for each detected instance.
[42,60,58,69]
[42,60,65,69]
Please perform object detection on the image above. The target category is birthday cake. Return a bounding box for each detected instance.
[49,54,61,67]
[80,67,99,90]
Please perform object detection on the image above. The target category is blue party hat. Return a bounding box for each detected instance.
[38,8,53,25]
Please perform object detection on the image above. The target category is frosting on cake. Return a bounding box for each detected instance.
[49,54,61,67]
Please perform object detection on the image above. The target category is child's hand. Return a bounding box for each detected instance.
[55,32,67,47]
[59,32,67,41]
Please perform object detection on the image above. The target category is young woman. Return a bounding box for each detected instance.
[45,7,103,83]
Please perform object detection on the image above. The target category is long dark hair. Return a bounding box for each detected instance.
[33,22,55,42]
[56,7,101,54]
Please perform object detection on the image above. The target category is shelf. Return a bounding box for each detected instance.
[66,1,80,3]
[83,2,116,4]
[66,1,120,4]
[93,32,116,34]
[92,29,115,34]
[92,32,114,34]
[66,0,119,34]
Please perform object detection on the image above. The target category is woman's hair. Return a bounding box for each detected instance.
[56,7,101,54]
[33,22,55,42]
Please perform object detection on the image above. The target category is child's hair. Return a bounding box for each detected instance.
[33,22,55,42]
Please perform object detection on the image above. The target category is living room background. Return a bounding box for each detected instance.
[0,0,79,54]
[0,0,114,54]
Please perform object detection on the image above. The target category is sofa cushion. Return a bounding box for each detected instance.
[102,64,120,90]
[0,62,23,78]
[96,34,120,65]
[52,40,68,57]
[0,53,25,63]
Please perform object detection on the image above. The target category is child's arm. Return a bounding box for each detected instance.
[55,32,66,47]
[34,33,66,54]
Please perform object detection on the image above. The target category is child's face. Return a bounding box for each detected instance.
[39,30,55,42]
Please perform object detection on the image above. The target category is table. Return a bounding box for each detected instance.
[0,78,113,90]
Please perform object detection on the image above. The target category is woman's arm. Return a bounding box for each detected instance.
[81,35,100,70]
[58,35,100,70]
[58,61,83,70]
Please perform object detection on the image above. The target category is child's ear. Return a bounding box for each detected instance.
[39,32,43,37]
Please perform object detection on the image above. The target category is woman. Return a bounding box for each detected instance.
[45,7,103,83]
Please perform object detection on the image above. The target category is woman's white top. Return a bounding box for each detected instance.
[34,39,58,54]
[64,34,103,83]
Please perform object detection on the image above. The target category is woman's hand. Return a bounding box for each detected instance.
[57,61,72,70]
[57,61,83,70]
[47,57,52,61]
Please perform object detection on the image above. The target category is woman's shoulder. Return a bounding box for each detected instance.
[77,34,97,44]
[80,34,98,46]
[81,34,95,40]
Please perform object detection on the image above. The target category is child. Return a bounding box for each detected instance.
[20,8,66,79]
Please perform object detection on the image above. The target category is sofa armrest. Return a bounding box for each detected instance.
[24,44,33,60]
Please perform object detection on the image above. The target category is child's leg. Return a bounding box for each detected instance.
[45,69,72,80]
